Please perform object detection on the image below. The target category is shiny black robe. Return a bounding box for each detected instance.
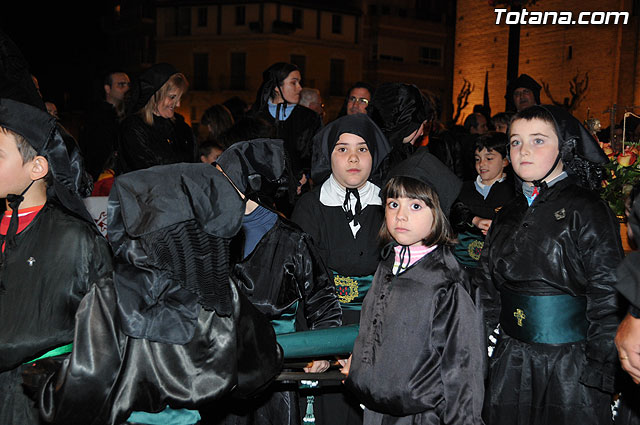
[0,203,112,424]
[38,164,283,425]
[232,216,342,330]
[38,274,282,425]
[477,177,623,425]
[346,246,486,425]
[206,217,341,425]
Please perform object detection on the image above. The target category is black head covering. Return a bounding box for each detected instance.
[513,105,607,188]
[311,113,391,184]
[107,163,245,343]
[369,82,427,147]
[505,74,542,111]
[215,138,288,195]
[127,62,178,114]
[384,147,462,216]
[539,104,608,164]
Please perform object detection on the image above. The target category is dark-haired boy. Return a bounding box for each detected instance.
[0,98,113,424]
[450,131,516,269]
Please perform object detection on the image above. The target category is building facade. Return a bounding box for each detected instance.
[453,0,640,129]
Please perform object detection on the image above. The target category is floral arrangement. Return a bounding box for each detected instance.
[600,141,640,218]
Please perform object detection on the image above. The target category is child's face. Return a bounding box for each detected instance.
[201,147,223,164]
[385,197,434,247]
[0,131,34,198]
[509,118,563,184]
[330,133,372,189]
[475,148,508,186]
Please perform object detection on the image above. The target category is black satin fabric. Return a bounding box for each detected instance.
[107,163,245,344]
[38,275,283,425]
[476,176,624,424]
[117,112,197,174]
[615,252,640,310]
[0,203,112,423]
[232,216,341,329]
[0,204,111,372]
[346,246,486,424]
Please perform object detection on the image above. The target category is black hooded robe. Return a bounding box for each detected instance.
[478,178,623,425]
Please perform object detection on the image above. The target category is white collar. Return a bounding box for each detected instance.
[319,174,381,238]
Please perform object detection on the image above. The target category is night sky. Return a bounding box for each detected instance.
[2,4,120,111]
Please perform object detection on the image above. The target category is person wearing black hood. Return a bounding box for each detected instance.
[249,62,321,214]
[117,62,197,173]
[37,162,283,425]
[505,73,542,113]
[290,113,391,425]
[0,32,113,424]
[478,105,623,425]
[206,138,341,425]
[368,82,429,177]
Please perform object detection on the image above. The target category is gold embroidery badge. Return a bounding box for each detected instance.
[514,308,526,327]
[334,275,359,304]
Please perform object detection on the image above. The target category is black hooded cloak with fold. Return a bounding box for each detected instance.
[37,163,283,425]
[477,105,623,425]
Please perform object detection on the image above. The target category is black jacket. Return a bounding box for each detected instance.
[450,178,516,235]
[0,203,112,424]
[117,112,197,174]
[79,101,120,180]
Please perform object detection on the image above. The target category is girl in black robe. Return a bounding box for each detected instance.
[290,113,391,425]
[344,150,486,425]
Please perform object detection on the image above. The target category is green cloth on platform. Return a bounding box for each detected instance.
[277,325,359,359]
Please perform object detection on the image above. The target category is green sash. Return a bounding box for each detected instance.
[499,287,588,344]
[271,301,299,335]
[332,272,373,311]
[453,231,484,267]
[24,343,73,364]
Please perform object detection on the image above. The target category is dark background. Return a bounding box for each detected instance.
[2,4,126,111]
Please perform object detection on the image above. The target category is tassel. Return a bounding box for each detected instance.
[300,380,318,424]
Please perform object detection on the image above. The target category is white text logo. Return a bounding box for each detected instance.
[494,8,629,25]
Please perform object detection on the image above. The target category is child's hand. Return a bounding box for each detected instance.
[472,217,493,235]
[338,355,352,382]
[304,360,330,373]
